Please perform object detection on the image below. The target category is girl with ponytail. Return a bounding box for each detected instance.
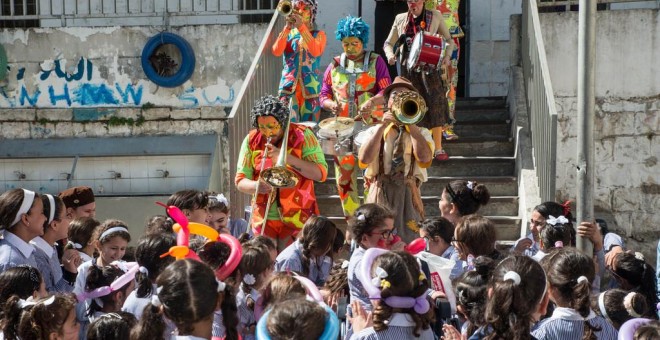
[533,248,617,339]
[130,259,226,340]
[476,255,548,340]
[122,233,175,319]
[350,249,434,339]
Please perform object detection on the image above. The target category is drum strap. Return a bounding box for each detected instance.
[339,51,371,118]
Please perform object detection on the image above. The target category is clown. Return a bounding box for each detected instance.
[384,0,456,161]
[235,95,328,251]
[319,16,392,220]
[436,0,463,141]
[272,0,326,123]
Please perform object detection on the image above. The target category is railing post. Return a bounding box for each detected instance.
[576,0,596,255]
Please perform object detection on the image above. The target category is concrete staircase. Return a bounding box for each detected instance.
[315,97,521,241]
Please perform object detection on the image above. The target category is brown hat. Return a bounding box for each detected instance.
[59,186,95,208]
[383,76,418,98]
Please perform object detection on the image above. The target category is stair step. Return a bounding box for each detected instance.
[324,156,515,178]
[455,97,507,110]
[454,108,510,123]
[316,176,519,197]
[443,137,514,157]
[451,121,511,139]
[427,157,516,177]
[317,195,518,217]
[327,215,521,242]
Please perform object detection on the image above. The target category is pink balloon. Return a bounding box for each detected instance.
[293,274,324,303]
[405,238,426,255]
[110,262,139,291]
[156,202,188,228]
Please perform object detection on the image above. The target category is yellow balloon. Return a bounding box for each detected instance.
[172,222,219,241]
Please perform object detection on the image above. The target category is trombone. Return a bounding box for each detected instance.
[250,109,299,234]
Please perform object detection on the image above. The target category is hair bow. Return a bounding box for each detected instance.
[546,215,569,226]
[67,241,83,249]
[356,213,366,222]
[243,273,256,285]
[211,193,229,206]
[466,181,474,190]
[151,286,163,307]
[341,260,349,269]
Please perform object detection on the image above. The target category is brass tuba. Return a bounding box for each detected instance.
[277,0,293,17]
[390,90,427,125]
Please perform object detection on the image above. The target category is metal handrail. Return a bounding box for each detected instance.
[522,0,558,202]
[0,0,276,27]
[226,11,285,220]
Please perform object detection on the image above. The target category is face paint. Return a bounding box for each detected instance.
[342,37,364,60]
[257,116,282,139]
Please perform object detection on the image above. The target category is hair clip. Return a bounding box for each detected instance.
[17,265,40,285]
[466,181,474,190]
[634,252,645,261]
[216,278,226,292]
[67,241,83,249]
[561,200,572,216]
[577,276,589,284]
[101,313,122,319]
[356,213,366,222]
[243,273,256,285]
[503,271,521,286]
[341,260,349,269]
[546,215,569,226]
[623,292,642,318]
[371,267,389,287]
[554,241,564,248]
[138,266,149,275]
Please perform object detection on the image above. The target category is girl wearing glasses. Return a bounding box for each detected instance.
[345,203,396,338]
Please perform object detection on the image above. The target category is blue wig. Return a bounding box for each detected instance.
[335,16,370,45]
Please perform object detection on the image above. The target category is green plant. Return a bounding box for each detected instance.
[141,102,155,110]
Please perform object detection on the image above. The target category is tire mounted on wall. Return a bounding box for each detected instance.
[141,32,195,88]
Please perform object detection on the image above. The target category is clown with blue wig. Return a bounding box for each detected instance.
[272,0,326,123]
[318,16,392,220]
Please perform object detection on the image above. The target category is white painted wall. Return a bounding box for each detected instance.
[0,25,267,109]
[539,9,659,256]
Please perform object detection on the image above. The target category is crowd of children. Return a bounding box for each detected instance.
[0,185,659,340]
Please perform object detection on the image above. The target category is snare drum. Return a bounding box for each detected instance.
[407,32,446,72]
[317,117,356,156]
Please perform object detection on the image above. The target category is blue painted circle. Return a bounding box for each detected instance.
[141,32,195,88]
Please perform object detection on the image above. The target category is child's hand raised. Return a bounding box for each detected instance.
[348,301,372,334]
[441,323,463,340]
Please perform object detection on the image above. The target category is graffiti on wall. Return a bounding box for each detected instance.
[0,57,237,108]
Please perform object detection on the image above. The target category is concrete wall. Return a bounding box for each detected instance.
[539,10,659,255]
[0,25,267,108]
[468,0,522,97]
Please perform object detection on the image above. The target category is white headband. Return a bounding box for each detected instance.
[11,189,36,227]
[45,194,56,224]
[99,226,129,241]
[598,292,610,322]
